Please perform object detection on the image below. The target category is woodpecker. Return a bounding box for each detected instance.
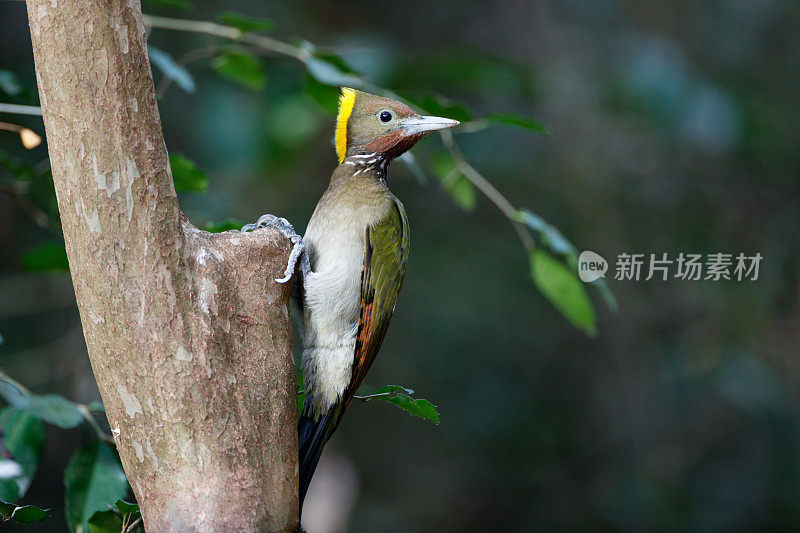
[243,88,459,511]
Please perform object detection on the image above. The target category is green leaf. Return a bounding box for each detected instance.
[148,46,196,94]
[0,71,22,96]
[28,395,84,429]
[9,504,50,523]
[432,152,476,212]
[515,209,617,313]
[86,502,139,533]
[22,242,69,273]
[530,249,597,337]
[216,11,274,33]
[483,113,551,136]
[115,499,139,515]
[0,408,44,502]
[87,510,123,533]
[0,379,84,429]
[0,499,50,524]
[64,442,129,533]
[303,76,341,115]
[169,154,208,192]
[211,52,266,91]
[409,93,472,123]
[265,96,321,148]
[379,394,439,424]
[304,57,362,89]
[204,218,246,233]
[0,499,14,519]
[314,51,359,75]
[141,0,193,11]
[448,177,476,212]
[360,385,439,424]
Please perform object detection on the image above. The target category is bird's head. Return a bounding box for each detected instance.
[335,87,459,164]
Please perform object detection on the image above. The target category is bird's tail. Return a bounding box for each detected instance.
[298,406,339,510]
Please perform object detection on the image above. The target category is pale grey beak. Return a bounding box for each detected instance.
[401,115,460,135]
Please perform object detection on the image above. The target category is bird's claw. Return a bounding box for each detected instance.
[241,214,310,284]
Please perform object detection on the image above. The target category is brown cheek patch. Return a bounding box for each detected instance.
[364,130,404,153]
[364,131,426,158]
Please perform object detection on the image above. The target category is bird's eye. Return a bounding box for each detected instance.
[379,111,393,122]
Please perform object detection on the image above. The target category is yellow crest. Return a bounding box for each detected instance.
[335,87,356,163]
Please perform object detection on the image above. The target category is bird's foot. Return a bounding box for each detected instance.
[241,214,311,283]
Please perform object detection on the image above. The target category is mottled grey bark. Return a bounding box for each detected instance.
[25,0,299,530]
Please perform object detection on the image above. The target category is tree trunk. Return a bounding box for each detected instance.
[25,0,300,530]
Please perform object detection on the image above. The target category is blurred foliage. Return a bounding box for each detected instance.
[530,249,596,336]
[148,46,196,94]
[211,52,267,92]
[0,71,23,96]
[1,0,799,531]
[169,154,208,192]
[63,442,128,533]
[21,242,68,274]
[86,500,141,533]
[0,371,120,531]
[216,11,274,33]
[204,218,246,233]
[2,3,604,338]
[431,152,476,212]
[141,0,192,11]
[0,408,43,503]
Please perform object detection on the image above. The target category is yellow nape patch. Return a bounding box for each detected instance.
[335,87,356,163]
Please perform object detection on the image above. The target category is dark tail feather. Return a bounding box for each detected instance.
[298,409,335,511]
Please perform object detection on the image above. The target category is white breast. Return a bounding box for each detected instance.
[300,202,379,414]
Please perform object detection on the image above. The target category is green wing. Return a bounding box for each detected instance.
[347,196,410,399]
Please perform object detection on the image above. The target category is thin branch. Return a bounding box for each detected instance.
[79,13,537,254]
[0,104,43,116]
[2,14,536,254]
[78,404,115,443]
[302,388,398,402]
[124,516,143,533]
[0,369,31,393]
[0,121,23,132]
[0,122,42,149]
[352,392,392,402]
[440,129,535,250]
[142,14,388,96]
[142,14,305,61]
[451,119,491,134]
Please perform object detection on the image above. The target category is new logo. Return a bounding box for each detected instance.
[578,251,608,282]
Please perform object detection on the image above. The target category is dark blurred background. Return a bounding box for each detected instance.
[2,0,800,531]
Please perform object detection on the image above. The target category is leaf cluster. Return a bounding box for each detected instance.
[0,372,136,531]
